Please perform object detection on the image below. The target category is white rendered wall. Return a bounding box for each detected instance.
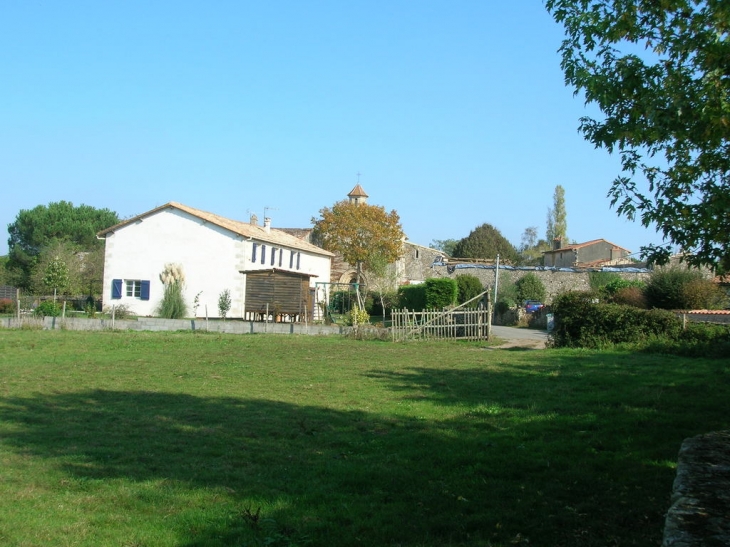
[102,208,331,317]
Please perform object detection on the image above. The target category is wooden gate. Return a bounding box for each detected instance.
[390,291,492,342]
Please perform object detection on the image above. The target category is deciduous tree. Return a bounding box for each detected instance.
[547,0,730,269]
[312,200,404,283]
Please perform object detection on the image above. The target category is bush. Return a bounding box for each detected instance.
[550,291,681,348]
[34,300,62,317]
[588,271,621,292]
[679,278,728,310]
[425,278,458,309]
[367,290,398,317]
[0,298,14,314]
[104,303,132,320]
[397,285,427,311]
[612,286,648,308]
[456,275,484,308]
[646,268,724,309]
[344,305,370,326]
[603,278,646,297]
[515,273,546,303]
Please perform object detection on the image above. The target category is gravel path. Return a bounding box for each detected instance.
[490,325,549,349]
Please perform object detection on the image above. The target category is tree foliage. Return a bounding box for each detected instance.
[452,223,518,263]
[42,256,70,299]
[7,201,119,289]
[429,238,458,257]
[546,185,567,244]
[515,273,546,303]
[455,274,484,308]
[547,0,730,269]
[645,267,726,310]
[519,226,550,266]
[312,200,404,282]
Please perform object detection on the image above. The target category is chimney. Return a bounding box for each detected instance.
[553,237,562,250]
[250,214,258,226]
[263,217,271,233]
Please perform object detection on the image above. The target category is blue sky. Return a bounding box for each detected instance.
[1,1,664,257]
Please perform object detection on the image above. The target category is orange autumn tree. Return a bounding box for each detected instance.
[312,200,404,285]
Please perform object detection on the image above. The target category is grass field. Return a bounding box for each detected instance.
[0,330,728,546]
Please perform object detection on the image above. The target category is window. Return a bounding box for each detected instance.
[261,245,266,264]
[113,279,150,300]
[126,280,141,298]
[279,249,283,267]
[290,250,295,268]
[414,249,420,259]
[271,248,276,266]
[296,252,301,270]
[252,243,258,262]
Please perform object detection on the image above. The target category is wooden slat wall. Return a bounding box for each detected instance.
[245,271,310,316]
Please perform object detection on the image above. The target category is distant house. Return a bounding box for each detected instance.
[542,238,632,268]
[98,202,334,319]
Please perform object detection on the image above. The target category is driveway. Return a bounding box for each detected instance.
[490,325,549,349]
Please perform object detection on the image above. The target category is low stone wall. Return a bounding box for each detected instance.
[0,315,346,336]
[431,264,650,304]
[663,431,730,546]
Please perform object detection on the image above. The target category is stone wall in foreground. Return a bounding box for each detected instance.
[663,431,730,546]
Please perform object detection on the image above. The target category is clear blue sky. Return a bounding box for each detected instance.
[1,1,664,257]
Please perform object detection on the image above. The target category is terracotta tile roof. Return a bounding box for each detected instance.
[348,184,368,198]
[684,310,730,315]
[97,202,334,257]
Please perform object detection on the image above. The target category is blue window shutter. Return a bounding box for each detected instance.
[279,249,283,267]
[296,252,301,270]
[271,248,276,266]
[252,243,258,262]
[140,280,151,301]
[261,245,266,264]
[290,251,294,268]
[112,279,122,299]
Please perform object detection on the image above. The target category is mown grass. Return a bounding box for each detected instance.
[0,330,728,546]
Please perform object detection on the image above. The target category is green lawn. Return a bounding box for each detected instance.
[0,330,728,546]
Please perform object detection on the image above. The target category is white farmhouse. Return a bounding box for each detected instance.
[98,202,334,319]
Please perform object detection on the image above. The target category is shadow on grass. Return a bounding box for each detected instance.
[1,351,728,546]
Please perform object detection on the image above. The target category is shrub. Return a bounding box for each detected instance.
[550,290,681,348]
[612,286,647,308]
[603,278,646,297]
[515,273,546,303]
[367,290,398,317]
[397,285,427,311]
[456,275,484,308]
[644,267,718,309]
[34,300,62,317]
[104,303,132,320]
[344,305,370,326]
[0,298,14,314]
[589,271,621,292]
[425,278,458,309]
[679,278,728,310]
